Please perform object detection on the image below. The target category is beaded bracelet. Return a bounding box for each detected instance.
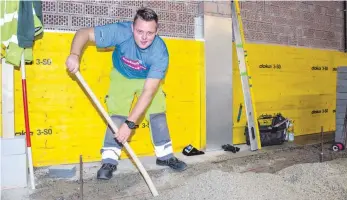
[70,52,80,57]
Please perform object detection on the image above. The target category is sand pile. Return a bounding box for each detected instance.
[154,158,347,200]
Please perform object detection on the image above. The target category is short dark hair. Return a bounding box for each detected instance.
[133,7,158,24]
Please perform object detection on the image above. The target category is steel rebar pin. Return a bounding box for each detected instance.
[80,155,84,200]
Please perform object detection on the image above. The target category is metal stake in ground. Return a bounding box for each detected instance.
[74,71,159,197]
[80,155,83,200]
[320,126,324,162]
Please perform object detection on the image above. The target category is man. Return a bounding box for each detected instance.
[65,7,187,180]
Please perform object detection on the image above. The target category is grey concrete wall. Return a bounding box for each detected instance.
[336,67,347,144]
[203,1,345,51]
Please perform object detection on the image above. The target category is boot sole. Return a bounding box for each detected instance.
[156,163,188,172]
[97,171,113,180]
[97,175,111,180]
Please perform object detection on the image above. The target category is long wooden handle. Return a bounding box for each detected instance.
[74,71,159,197]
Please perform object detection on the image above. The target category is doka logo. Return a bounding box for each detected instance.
[311,109,329,114]
[15,130,33,136]
[15,128,53,136]
[259,64,272,68]
[259,64,281,69]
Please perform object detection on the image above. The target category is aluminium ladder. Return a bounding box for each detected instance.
[231,0,261,151]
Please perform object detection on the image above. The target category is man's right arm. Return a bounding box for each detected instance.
[66,22,131,73]
[66,27,96,74]
[70,22,132,56]
[70,27,95,57]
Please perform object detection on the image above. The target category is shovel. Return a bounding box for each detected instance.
[74,71,159,197]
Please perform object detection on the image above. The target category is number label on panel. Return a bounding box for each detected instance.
[36,58,52,65]
[15,128,53,136]
[141,122,150,128]
[259,64,282,69]
[311,109,329,114]
[311,66,329,71]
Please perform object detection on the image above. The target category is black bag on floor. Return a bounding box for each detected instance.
[245,113,288,147]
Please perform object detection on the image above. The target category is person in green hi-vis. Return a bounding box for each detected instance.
[65,7,187,180]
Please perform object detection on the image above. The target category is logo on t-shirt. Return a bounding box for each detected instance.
[121,56,146,71]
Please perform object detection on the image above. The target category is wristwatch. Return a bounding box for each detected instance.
[125,120,139,129]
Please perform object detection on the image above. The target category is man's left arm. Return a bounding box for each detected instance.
[115,78,163,143]
[127,78,161,123]
[127,39,169,123]
[115,40,169,143]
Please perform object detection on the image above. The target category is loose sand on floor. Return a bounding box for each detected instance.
[154,158,347,200]
[5,144,346,200]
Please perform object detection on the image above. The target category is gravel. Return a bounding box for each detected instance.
[153,158,347,200]
[14,144,346,200]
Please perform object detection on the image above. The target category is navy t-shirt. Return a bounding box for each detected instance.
[94,21,169,79]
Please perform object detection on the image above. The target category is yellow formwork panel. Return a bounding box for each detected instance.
[232,43,347,144]
[3,30,346,165]
[9,32,204,167]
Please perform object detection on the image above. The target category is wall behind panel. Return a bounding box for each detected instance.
[205,1,344,51]
[335,67,347,144]
[42,0,203,39]
[240,1,344,51]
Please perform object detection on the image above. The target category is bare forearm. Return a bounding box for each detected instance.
[70,28,94,56]
[127,90,155,123]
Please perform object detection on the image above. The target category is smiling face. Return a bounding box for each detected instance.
[132,18,158,49]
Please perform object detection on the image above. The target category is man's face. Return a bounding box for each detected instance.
[132,18,158,49]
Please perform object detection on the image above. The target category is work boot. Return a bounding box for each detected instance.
[156,157,187,172]
[97,163,117,180]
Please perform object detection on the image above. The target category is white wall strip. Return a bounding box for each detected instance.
[2,59,15,138]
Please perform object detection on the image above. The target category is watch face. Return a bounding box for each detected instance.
[126,120,136,129]
[129,122,135,128]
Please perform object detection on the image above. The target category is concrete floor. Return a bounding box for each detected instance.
[1,132,343,200]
